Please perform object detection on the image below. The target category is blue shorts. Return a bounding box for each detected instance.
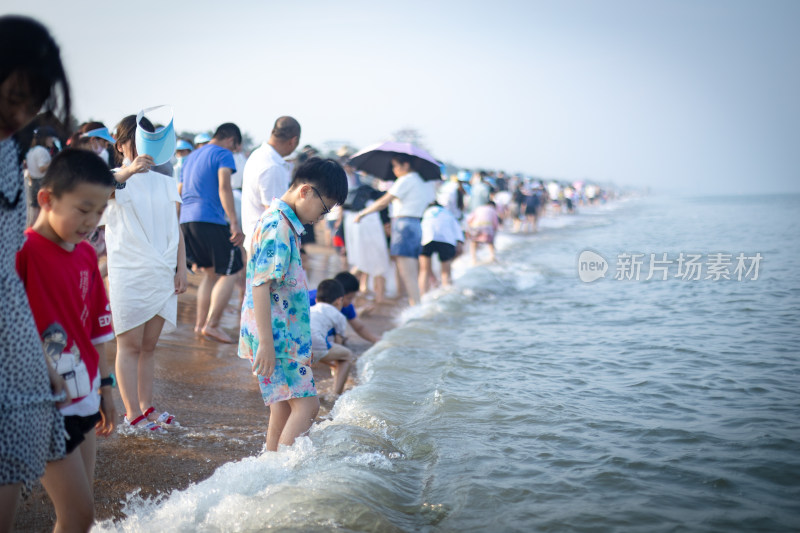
[390,217,422,258]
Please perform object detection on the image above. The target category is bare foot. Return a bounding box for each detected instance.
[202,325,234,344]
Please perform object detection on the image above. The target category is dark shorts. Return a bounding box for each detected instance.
[63,412,102,455]
[181,221,244,275]
[420,241,457,262]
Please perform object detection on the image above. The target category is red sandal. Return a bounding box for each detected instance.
[123,413,164,433]
[143,406,177,428]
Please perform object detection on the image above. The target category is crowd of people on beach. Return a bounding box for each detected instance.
[0,15,611,532]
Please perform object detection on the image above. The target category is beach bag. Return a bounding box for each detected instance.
[42,323,91,400]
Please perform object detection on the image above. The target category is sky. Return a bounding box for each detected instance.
[5,0,799,194]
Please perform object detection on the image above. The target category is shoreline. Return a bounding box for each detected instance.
[13,242,404,532]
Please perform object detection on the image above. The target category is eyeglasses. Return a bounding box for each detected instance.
[311,186,330,215]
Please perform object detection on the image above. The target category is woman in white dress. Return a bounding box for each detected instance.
[342,182,390,302]
[104,115,187,431]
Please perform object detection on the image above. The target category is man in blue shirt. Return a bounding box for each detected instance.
[180,123,244,343]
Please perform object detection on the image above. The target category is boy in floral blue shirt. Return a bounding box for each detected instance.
[239,158,347,451]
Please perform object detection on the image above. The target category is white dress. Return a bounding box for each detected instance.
[343,201,390,277]
[102,168,181,334]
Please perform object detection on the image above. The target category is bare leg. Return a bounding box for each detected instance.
[392,258,405,300]
[441,260,453,287]
[488,243,496,262]
[41,449,94,533]
[470,240,478,264]
[207,274,236,327]
[278,396,320,448]
[358,271,368,293]
[137,316,165,414]
[202,274,237,343]
[330,360,353,396]
[266,401,290,452]
[395,256,420,306]
[77,432,97,493]
[116,323,147,418]
[374,275,386,304]
[318,344,355,396]
[195,268,218,334]
[0,484,20,533]
[418,255,432,296]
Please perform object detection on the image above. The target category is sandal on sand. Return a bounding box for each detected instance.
[124,413,165,433]
[143,406,178,428]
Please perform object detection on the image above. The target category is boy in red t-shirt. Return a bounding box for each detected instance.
[16,149,117,532]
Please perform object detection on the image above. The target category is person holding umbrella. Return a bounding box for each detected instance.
[354,153,435,306]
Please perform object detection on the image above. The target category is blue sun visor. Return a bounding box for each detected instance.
[135,105,176,165]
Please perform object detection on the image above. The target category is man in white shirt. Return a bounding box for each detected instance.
[241,116,300,250]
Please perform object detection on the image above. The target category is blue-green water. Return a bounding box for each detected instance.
[99,195,800,532]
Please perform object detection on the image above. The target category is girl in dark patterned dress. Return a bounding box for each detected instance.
[0,16,71,532]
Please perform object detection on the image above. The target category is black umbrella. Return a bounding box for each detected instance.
[348,141,442,181]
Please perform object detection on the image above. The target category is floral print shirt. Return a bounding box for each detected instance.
[238,198,311,363]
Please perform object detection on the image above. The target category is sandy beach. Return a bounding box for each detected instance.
[13,242,402,532]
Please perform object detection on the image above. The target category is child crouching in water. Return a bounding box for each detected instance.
[239,157,347,451]
[16,149,117,532]
[310,279,356,398]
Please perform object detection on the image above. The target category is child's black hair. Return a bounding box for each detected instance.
[291,157,348,206]
[41,149,116,197]
[0,16,71,128]
[333,271,360,294]
[316,279,345,304]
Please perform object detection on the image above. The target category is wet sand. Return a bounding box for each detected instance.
[13,242,403,532]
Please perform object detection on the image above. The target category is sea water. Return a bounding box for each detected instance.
[97,195,800,533]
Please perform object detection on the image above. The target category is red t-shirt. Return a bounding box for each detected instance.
[16,229,114,409]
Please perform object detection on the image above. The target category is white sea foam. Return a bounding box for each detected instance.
[95,440,316,532]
